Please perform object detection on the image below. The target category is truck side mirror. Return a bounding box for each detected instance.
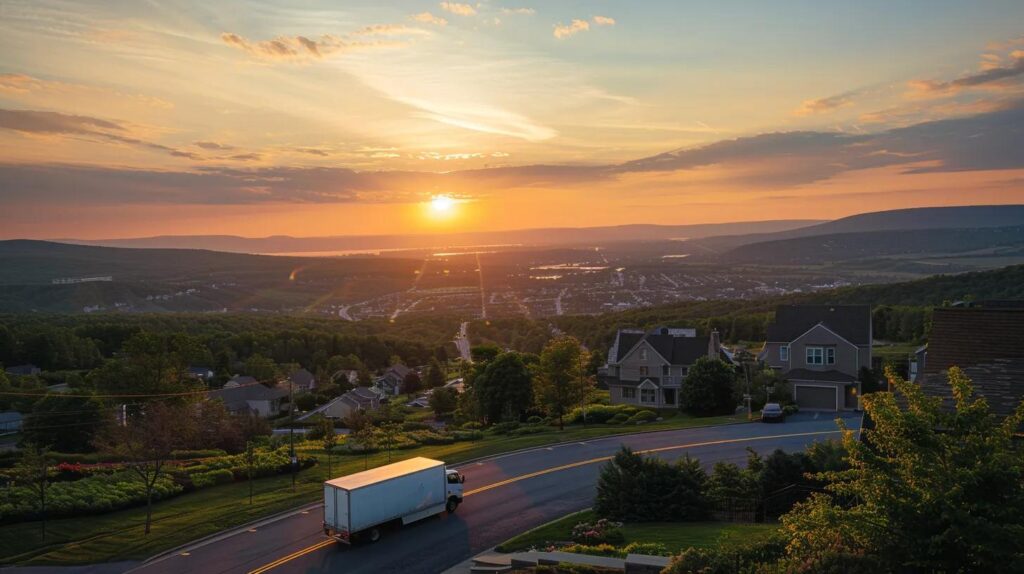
[460,475,465,484]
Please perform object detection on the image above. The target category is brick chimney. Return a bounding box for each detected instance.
[708,329,720,358]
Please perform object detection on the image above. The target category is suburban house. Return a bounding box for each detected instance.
[223,375,257,388]
[287,368,316,392]
[759,304,871,412]
[307,387,384,420]
[916,303,1024,418]
[4,364,41,377]
[603,327,728,408]
[0,411,23,434]
[374,364,412,396]
[186,366,215,381]
[207,383,288,417]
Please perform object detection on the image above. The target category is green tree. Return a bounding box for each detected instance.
[534,336,590,430]
[13,444,49,540]
[425,357,446,388]
[320,419,337,478]
[244,354,278,382]
[470,344,502,364]
[21,394,108,453]
[402,371,423,395]
[777,367,1024,572]
[94,402,196,535]
[429,387,458,418]
[475,352,533,423]
[679,357,736,416]
[595,447,709,522]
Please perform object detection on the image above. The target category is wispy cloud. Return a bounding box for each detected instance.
[194,141,235,151]
[411,12,447,26]
[908,43,1024,96]
[220,32,405,62]
[439,2,477,16]
[794,92,855,115]
[0,73,173,109]
[554,19,590,39]
[554,16,615,39]
[501,7,535,16]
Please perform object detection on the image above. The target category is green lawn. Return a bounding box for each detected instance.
[0,412,743,566]
[496,509,777,555]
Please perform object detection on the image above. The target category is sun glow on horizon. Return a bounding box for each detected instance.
[427,194,458,220]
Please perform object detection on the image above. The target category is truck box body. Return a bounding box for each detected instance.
[324,457,448,539]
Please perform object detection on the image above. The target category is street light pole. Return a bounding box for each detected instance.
[289,377,296,492]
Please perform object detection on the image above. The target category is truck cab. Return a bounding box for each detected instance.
[445,469,465,512]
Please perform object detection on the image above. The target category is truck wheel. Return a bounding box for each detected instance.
[365,527,382,543]
[446,498,460,513]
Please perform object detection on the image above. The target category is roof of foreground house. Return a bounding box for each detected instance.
[766,305,871,345]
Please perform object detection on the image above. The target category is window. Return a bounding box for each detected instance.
[621,387,636,399]
[640,388,657,404]
[639,366,649,376]
[639,348,648,361]
[780,345,789,361]
[825,347,836,365]
[662,365,670,376]
[806,347,824,365]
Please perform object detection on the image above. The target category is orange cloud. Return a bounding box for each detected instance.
[439,2,476,16]
[794,93,854,116]
[411,12,447,26]
[554,19,590,39]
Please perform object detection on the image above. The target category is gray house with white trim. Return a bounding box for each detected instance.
[759,305,871,411]
[603,327,726,409]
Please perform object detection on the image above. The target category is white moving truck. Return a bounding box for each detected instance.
[323,457,465,543]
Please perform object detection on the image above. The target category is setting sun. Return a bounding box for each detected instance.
[429,195,456,217]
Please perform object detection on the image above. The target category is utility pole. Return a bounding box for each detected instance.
[289,377,296,492]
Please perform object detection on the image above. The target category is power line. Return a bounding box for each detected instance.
[0,380,272,399]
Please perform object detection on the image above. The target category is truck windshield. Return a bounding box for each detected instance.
[447,472,463,484]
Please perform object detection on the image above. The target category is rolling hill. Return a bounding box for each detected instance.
[688,205,1024,252]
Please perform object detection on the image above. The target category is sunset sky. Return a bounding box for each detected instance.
[1,0,1023,239]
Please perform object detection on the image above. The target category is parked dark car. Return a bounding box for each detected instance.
[761,403,785,423]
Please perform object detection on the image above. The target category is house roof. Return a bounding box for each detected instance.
[613,329,712,365]
[208,383,288,409]
[915,306,1024,419]
[766,305,871,345]
[923,307,1024,375]
[289,368,315,386]
[784,368,857,383]
[225,375,257,387]
[0,411,23,424]
[4,364,40,376]
[919,358,1024,419]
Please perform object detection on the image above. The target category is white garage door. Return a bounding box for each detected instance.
[795,385,837,411]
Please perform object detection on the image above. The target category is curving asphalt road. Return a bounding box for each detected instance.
[123,412,859,574]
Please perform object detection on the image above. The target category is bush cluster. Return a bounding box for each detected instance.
[0,470,181,523]
[565,404,656,425]
[571,518,625,545]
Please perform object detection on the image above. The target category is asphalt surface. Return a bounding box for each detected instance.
[119,412,859,574]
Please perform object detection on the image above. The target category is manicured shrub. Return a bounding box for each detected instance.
[490,421,520,434]
[526,415,545,425]
[566,404,638,424]
[407,430,454,445]
[606,413,630,425]
[571,518,625,544]
[461,421,483,430]
[509,425,547,436]
[0,471,182,523]
[622,541,670,556]
[190,468,234,488]
[560,543,623,557]
[171,449,227,459]
[401,421,431,431]
[626,410,658,424]
[452,430,484,441]
[782,404,799,416]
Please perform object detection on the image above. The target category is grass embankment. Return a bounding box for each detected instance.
[0,412,742,566]
[497,509,776,555]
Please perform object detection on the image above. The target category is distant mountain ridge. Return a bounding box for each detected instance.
[56,220,820,254]
[690,205,1024,252]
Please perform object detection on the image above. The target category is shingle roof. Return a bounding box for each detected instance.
[766,305,871,345]
[923,307,1024,375]
[919,359,1024,419]
[614,330,712,365]
[208,383,288,410]
[784,368,857,383]
[289,368,315,386]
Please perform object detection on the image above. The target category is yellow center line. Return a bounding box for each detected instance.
[248,539,336,574]
[246,429,839,573]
